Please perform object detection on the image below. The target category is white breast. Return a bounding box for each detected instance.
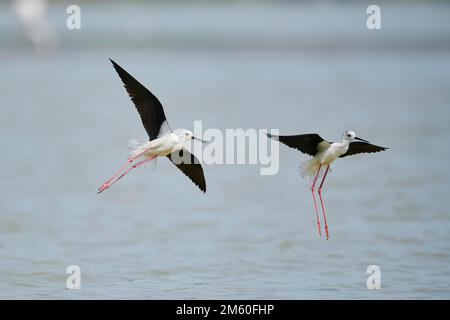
[318,143,349,164]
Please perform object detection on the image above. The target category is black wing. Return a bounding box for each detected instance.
[267,133,330,156]
[340,141,388,158]
[167,148,206,193]
[110,59,170,141]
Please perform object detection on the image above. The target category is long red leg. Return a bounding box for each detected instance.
[318,165,330,240]
[99,146,154,191]
[311,164,322,236]
[107,157,154,188]
[97,156,155,194]
[101,160,133,186]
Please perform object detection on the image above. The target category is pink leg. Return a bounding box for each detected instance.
[99,146,154,190]
[101,159,134,187]
[318,165,330,240]
[311,164,322,236]
[97,156,155,194]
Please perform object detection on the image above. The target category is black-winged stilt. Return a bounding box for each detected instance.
[267,131,387,240]
[98,59,207,194]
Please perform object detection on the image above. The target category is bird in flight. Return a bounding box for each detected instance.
[268,131,387,240]
[98,59,207,194]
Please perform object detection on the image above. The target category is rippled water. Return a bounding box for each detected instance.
[1,1,450,299]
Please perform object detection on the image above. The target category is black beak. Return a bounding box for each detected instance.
[193,136,207,144]
[355,137,369,143]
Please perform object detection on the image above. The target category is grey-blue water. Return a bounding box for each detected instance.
[1,1,450,299]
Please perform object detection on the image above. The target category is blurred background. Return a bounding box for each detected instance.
[1,0,450,299]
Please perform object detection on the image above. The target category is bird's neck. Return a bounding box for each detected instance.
[173,134,191,149]
[337,138,351,154]
[168,134,186,153]
[170,132,182,143]
[341,138,351,146]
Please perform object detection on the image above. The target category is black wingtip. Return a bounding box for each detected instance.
[109,58,120,69]
[109,59,124,73]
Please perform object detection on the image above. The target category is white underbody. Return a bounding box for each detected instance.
[316,142,349,165]
[128,132,185,161]
[299,141,350,181]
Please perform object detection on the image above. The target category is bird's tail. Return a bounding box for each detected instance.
[127,134,157,170]
[299,158,321,181]
[127,133,144,161]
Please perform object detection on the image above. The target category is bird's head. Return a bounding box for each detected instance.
[342,130,369,143]
[177,129,207,144]
[179,129,194,141]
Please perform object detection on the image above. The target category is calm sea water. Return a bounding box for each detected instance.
[1,1,450,299]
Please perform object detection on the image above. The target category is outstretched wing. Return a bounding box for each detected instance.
[167,148,206,193]
[267,133,331,156]
[340,141,388,158]
[110,59,171,141]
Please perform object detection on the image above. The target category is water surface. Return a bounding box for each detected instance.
[1,1,450,299]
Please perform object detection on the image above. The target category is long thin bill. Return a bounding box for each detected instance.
[193,136,207,144]
[355,137,369,143]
